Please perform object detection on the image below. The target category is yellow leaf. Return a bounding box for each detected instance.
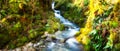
[19,3,23,9]
[1,18,6,22]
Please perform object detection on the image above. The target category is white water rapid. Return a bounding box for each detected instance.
[46,2,83,51]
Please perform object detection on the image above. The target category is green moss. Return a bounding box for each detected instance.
[28,29,38,38]
[0,0,54,49]
[8,43,16,49]
[114,43,120,51]
[59,24,65,31]
[45,15,61,33]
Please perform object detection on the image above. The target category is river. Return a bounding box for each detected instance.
[46,2,83,51]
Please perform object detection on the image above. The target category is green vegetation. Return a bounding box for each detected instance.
[0,0,120,51]
[76,0,120,51]
[54,0,88,27]
[0,0,62,49]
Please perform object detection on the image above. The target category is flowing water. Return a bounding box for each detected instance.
[3,1,83,51]
[46,2,83,51]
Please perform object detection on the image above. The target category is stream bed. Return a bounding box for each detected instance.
[45,2,83,51]
[1,1,83,51]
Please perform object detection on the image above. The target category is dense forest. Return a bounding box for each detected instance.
[0,0,120,51]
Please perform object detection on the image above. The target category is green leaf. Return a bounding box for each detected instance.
[14,22,21,28]
[90,29,98,35]
[84,0,89,6]
[9,0,14,3]
[112,21,118,28]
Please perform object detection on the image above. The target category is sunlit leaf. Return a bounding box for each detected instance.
[19,3,23,9]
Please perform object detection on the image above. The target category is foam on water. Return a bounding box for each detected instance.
[46,2,82,51]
